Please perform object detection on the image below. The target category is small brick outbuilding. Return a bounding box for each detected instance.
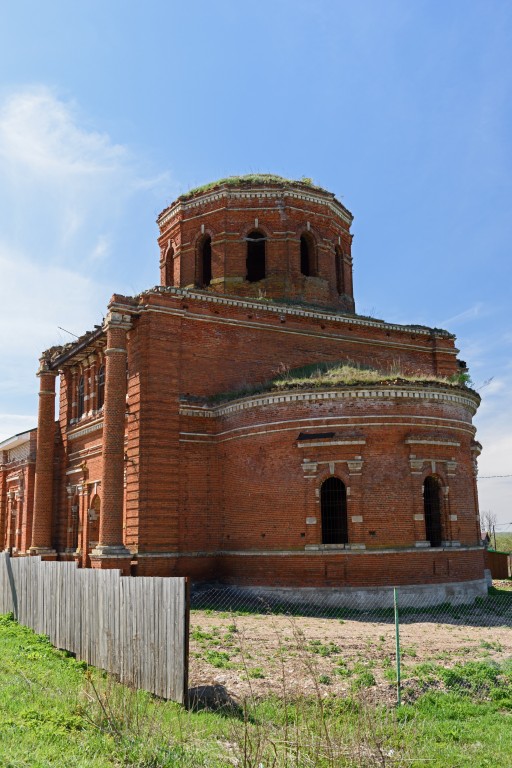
[1,175,487,601]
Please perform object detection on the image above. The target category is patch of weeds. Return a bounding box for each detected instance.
[308,640,340,657]
[204,650,232,669]
[489,687,512,708]
[383,666,396,683]
[247,668,265,679]
[480,639,503,652]
[401,645,417,658]
[191,627,215,643]
[439,661,500,695]
[334,659,351,677]
[318,674,331,685]
[413,662,440,683]
[351,670,376,690]
[353,659,375,673]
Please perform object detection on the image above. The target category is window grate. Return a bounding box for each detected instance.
[321,477,348,545]
[424,476,442,547]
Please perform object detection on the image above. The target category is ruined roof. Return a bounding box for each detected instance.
[157,174,352,222]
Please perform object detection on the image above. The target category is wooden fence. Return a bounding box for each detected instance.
[484,549,512,580]
[0,553,189,705]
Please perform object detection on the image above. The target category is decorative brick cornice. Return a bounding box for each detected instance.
[68,419,103,441]
[139,285,455,339]
[103,310,132,332]
[405,438,461,447]
[180,385,480,419]
[157,184,353,229]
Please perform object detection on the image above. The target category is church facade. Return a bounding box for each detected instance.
[1,176,487,599]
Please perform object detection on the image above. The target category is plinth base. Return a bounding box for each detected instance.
[29,547,57,560]
[90,544,132,575]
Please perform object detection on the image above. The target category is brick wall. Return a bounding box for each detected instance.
[25,178,485,591]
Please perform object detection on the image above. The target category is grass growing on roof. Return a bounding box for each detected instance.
[204,361,474,405]
[178,174,330,201]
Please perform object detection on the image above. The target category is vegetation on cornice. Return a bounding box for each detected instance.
[195,362,475,406]
[161,286,454,336]
[178,174,330,201]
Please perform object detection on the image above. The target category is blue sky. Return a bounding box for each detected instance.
[0,1,510,525]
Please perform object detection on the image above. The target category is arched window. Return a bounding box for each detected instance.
[196,235,212,287]
[246,230,266,282]
[97,365,105,411]
[300,235,310,276]
[165,244,175,286]
[335,246,345,294]
[70,495,79,551]
[77,376,85,419]
[321,477,348,544]
[424,476,442,547]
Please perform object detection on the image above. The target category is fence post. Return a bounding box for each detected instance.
[5,553,18,620]
[393,587,401,706]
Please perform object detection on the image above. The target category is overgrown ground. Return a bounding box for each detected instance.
[189,601,512,704]
[495,533,512,553]
[2,588,512,767]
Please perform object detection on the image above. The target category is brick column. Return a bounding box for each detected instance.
[5,490,15,551]
[0,462,7,550]
[30,362,58,557]
[90,311,132,573]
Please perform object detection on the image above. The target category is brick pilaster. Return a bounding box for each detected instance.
[90,310,132,573]
[30,362,58,556]
[0,461,6,550]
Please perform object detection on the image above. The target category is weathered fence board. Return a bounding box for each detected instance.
[0,552,188,704]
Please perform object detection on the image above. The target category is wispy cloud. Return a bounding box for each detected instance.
[0,86,169,264]
[440,302,487,327]
[0,86,171,442]
[0,87,126,175]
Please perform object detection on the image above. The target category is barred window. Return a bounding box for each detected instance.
[424,476,442,547]
[321,477,348,544]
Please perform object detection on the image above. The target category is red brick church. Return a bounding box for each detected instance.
[0,175,487,600]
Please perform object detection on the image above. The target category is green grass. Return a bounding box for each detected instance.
[0,613,226,767]
[204,360,472,406]
[494,532,512,553]
[2,613,512,767]
[176,174,330,201]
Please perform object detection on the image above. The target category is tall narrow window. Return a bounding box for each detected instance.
[424,476,442,547]
[335,246,345,294]
[321,477,348,544]
[201,236,212,286]
[195,235,212,287]
[88,494,101,551]
[300,235,310,276]
[77,376,85,419]
[246,230,266,282]
[97,365,105,410]
[166,244,175,286]
[71,496,79,551]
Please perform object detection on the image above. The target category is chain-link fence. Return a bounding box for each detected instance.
[188,582,512,709]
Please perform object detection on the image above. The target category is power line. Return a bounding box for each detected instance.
[478,474,512,479]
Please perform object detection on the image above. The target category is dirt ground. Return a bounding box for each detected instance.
[188,587,512,704]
